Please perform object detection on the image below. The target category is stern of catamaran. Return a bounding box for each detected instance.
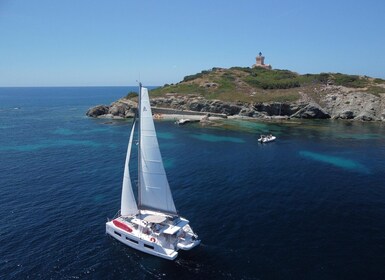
[176,222,201,250]
[177,238,201,250]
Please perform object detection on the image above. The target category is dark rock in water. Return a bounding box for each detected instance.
[86,100,137,118]
[338,110,355,119]
[86,105,109,117]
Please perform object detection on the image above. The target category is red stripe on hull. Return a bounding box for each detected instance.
[113,220,133,233]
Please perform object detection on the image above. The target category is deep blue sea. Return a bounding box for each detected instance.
[1,87,385,280]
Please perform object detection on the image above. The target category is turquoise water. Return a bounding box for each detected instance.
[1,87,385,279]
[190,133,245,143]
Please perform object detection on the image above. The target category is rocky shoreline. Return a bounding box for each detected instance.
[86,85,385,122]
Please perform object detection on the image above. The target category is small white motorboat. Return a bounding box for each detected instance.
[258,134,276,143]
[175,118,191,125]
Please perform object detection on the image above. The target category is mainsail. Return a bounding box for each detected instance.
[138,87,177,215]
[120,121,138,216]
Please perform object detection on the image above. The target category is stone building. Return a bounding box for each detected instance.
[253,52,272,69]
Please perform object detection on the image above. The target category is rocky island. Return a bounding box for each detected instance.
[86,66,385,122]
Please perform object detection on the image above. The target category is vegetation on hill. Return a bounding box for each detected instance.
[149,67,385,103]
[125,91,138,99]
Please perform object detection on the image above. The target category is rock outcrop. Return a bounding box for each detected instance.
[321,87,383,121]
[290,103,330,119]
[86,105,109,118]
[86,85,385,122]
[86,99,137,119]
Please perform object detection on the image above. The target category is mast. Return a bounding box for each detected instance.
[137,82,142,209]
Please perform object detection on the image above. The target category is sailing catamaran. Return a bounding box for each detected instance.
[106,84,200,260]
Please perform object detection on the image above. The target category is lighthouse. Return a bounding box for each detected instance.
[253,52,272,69]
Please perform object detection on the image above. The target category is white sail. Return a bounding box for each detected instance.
[121,121,138,216]
[138,87,177,215]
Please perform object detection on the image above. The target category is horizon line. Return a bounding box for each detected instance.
[0,85,161,88]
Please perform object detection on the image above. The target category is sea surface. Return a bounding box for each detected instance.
[1,87,385,280]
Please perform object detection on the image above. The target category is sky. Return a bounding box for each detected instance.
[1,0,385,86]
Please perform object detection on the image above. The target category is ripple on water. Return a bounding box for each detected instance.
[157,132,175,140]
[163,158,175,169]
[52,128,77,136]
[0,139,104,152]
[52,127,120,136]
[334,133,381,140]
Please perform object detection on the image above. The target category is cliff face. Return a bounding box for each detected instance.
[320,86,385,121]
[86,85,385,121]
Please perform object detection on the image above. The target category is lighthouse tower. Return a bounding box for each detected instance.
[253,52,272,69]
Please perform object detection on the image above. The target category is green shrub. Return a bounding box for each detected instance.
[230,66,252,73]
[367,86,385,97]
[182,69,213,82]
[125,91,138,99]
[222,72,236,81]
[183,73,203,82]
[374,78,385,84]
[318,73,330,84]
[332,73,369,88]
[244,69,301,89]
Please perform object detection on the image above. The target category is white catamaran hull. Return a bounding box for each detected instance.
[106,214,200,260]
[106,221,178,260]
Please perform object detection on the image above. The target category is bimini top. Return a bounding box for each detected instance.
[144,215,167,224]
[162,219,189,235]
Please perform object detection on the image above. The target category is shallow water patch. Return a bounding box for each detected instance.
[299,150,370,174]
[219,119,270,133]
[190,133,245,143]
